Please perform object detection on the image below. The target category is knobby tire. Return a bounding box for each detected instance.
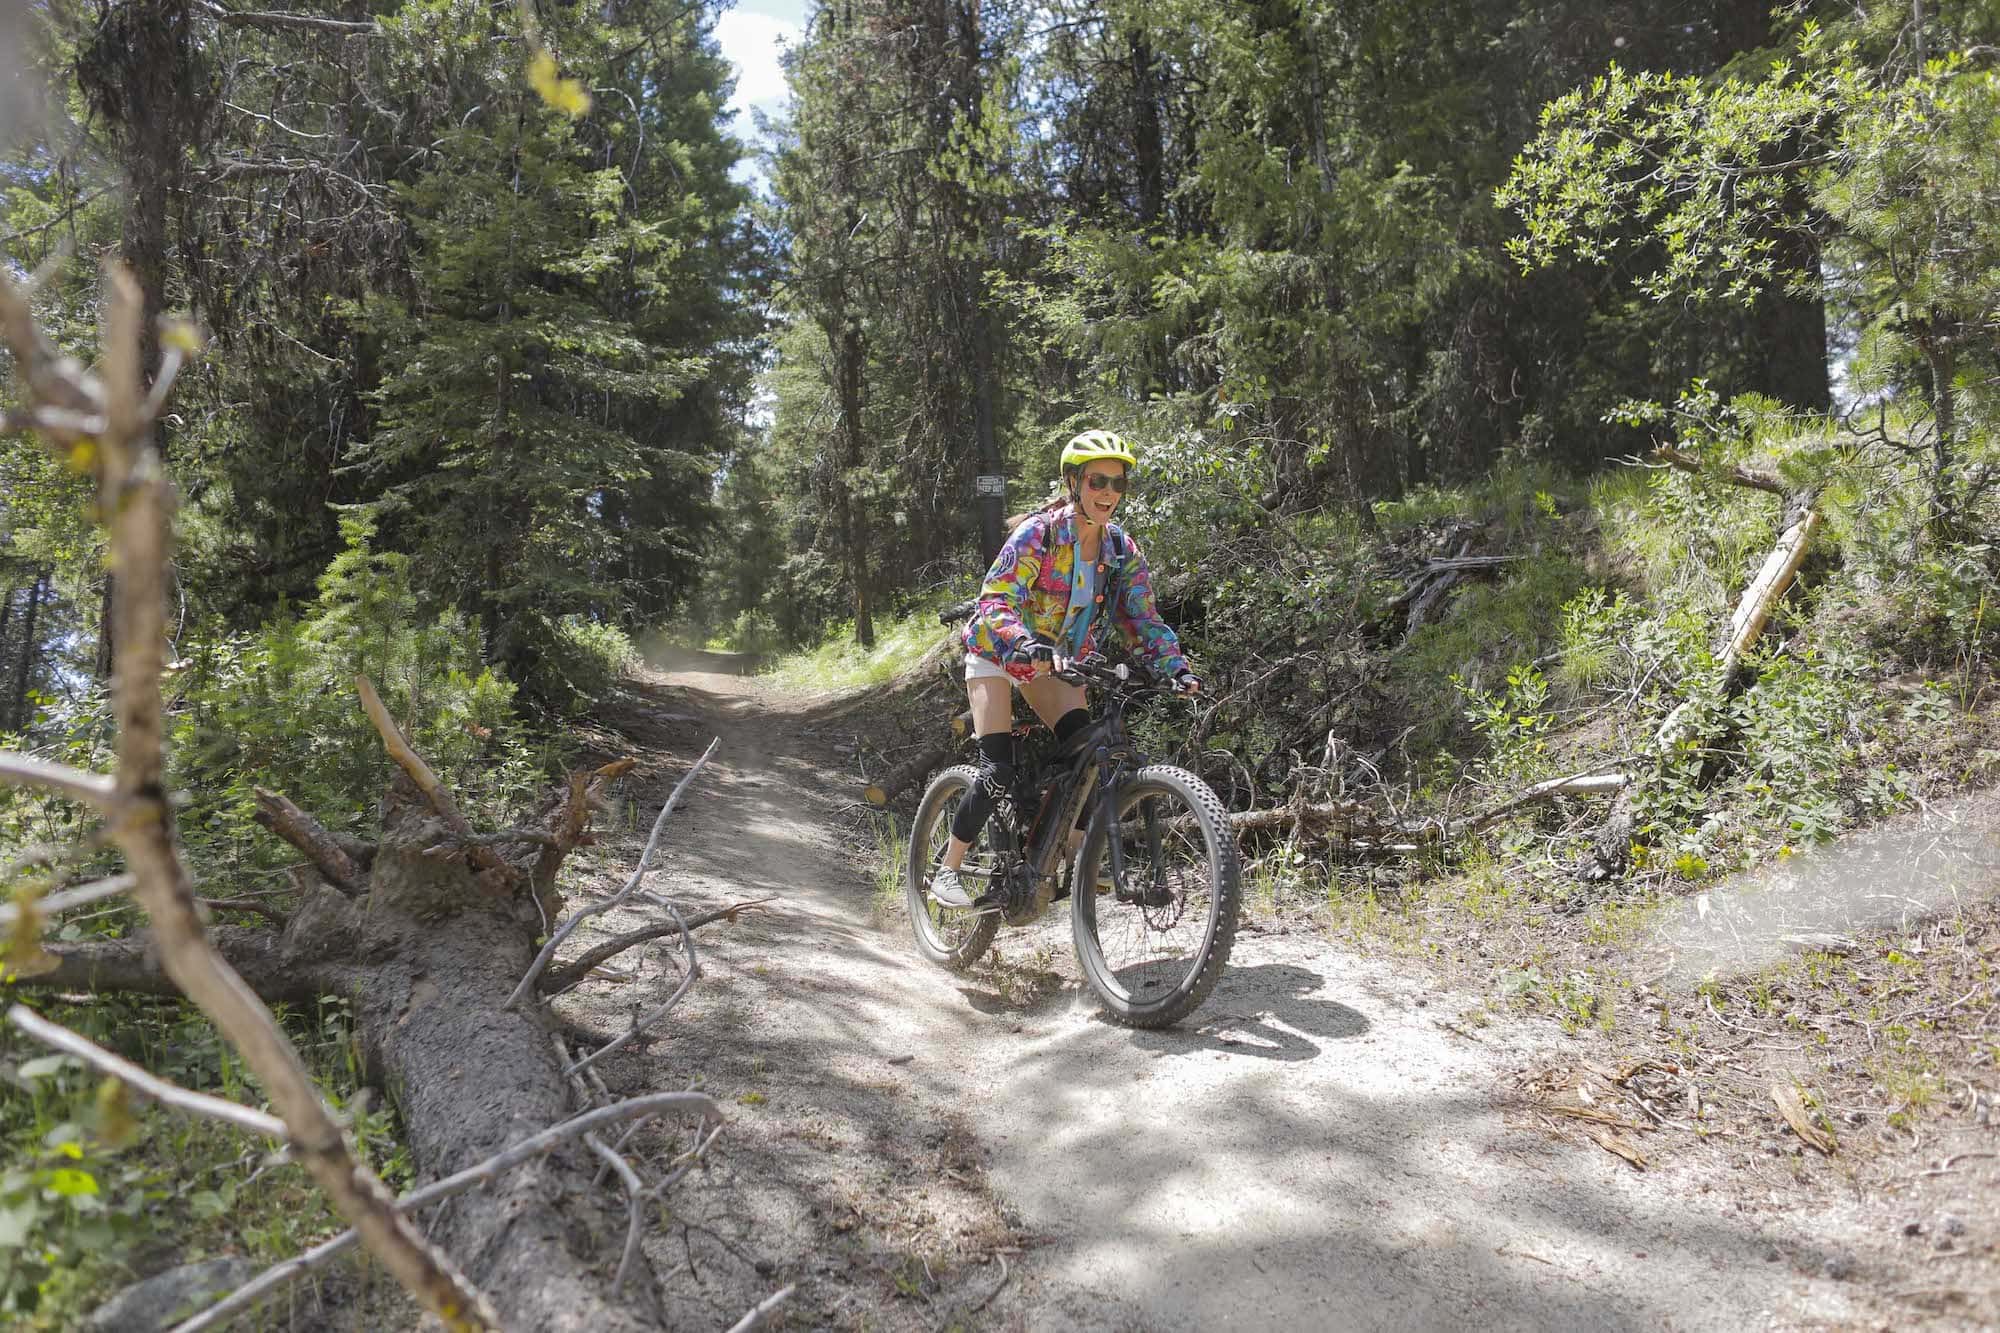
[1071,765,1241,1028]
[906,764,1001,971]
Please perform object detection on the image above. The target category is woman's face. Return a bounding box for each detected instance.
[1077,459,1128,527]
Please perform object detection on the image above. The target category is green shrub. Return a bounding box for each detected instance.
[170,516,543,864]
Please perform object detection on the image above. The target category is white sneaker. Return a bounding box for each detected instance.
[929,865,976,909]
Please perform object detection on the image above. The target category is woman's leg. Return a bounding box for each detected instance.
[1017,676,1094,856]
[941,676,1016,871]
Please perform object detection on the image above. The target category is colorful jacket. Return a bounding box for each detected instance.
[963,505,1191,682]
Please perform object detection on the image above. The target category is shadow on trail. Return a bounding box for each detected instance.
[1117,962,1372,1062]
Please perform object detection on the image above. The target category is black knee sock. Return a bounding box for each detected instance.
[950,733,1016,844]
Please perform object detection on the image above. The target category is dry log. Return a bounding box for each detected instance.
[1723,509,1821,669]
[252,786,362,894]
[865,742,956,807]
[352,777,676,1330]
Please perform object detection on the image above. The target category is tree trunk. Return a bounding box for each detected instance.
[0,581,15,710]
[953,0,1006,562]
[1925,334,1958,538]
[10,572,43,733]
[352,780,664,1330]
[834,297,875,648]
[1129,34,1165,228]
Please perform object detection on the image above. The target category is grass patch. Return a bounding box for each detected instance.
[764,605,953,693]
[867,813,908,923]
[0,994,402,1327]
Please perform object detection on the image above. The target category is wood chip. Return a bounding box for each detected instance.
[1770,1082,1836,1155]
[1585,1126,1649,1170]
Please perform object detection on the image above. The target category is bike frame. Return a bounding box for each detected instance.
[988,661,1167,919]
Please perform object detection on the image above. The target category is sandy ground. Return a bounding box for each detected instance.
[547,664,1967,1330]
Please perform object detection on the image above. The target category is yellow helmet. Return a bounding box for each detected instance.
[1060,429,1137,472]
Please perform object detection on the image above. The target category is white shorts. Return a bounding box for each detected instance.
[964,652,1012,682]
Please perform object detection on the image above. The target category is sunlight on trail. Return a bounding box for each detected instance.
[1660,789,2000,981]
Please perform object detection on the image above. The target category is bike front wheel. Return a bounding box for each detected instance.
[906,764,1002,971]
[1072,765,1242,1028]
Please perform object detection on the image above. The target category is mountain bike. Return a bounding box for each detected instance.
[905,655,1242,1029]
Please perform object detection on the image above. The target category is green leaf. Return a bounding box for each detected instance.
[42,1168,98,1199]
[15,1055,78,1080]
[0,1199,44,1248]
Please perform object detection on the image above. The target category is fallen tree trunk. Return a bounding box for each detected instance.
[351,779,669,1331]
[1227,770,1629,849]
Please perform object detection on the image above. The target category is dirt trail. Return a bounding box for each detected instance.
[555,666,1872,1330]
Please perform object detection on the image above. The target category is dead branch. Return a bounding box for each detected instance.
[8,1004,287,1140]
[172,1090,722,1333]
[18,927,330,1003]
[540,898,776,996]
[1456,771,1629,835]
[1227,770,1627,851]
[0,874,136,928]
[192,0,381,35]
[251,786,363,893]
[195,896,288,931]
[586,1134,649,1295]
[567,926,698,1077]
[726,1284,799,1333]
[1723,510,1821,669]
[1652,445,1787,496]
[0,263,497,1328]
[507,736,720,1010]
[358,675,524,899]
[0,753,117,806]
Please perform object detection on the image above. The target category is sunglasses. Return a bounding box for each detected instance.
[1082,473,1130,493]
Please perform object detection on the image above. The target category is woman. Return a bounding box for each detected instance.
[930,429,1201,909]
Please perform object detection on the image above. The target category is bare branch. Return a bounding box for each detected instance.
[193,1,380,34]
[726,1284,800,1333]
[566,932,697,1077]
[357,674,518,892]
[251,786,363,893]
[8,1004,287,1140]
[171,1091,723,1333]
[540,898,775,996]
[507,736,720,1009]
[0,753,117,806]
[0,874,136,928]
[585,1135,647,1295]
[1652,445,1787,496]
[357,675,465,825]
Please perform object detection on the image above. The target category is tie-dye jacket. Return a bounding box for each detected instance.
[963,504,1191,683]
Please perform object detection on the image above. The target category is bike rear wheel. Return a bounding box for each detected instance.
[906,764,1002,970]
[1072,764,1241,1028]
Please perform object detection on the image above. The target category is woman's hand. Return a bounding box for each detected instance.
[1174,671,1202,696]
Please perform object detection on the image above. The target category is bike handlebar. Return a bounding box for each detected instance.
[1052,653,1191,695]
